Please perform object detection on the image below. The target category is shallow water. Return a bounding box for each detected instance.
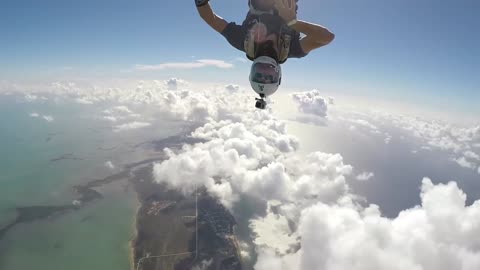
[0,95,182,270]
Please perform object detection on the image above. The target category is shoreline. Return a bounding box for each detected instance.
[129,195,142,270]
[1,129,230,270]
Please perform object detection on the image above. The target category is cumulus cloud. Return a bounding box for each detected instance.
[29,112,54,122]
[153,116,302,208]
[328,96,335,105]
[340,109,480,169]
[12,79,480,270]
[111,106,132,114]
[165,78,188,90]
[464,151,480,161]
[291,90,329,118]
[24,94,38,102]
[105,161,115,170]
[102,105,142,123]
[75,97,94,104]
[225,84,240,93]
[191,259,213,270]
[137,86,480,270]
[350,119,379,132]
[42,115,54,122]
[452,156,476,169]
[250,203,298,254]
[356,171,374,181]
[386,115,479,153]
[103,116,117,122]
[113,121,151,132]
[384,134,392,144]
[134,59,233,71]
[254,178,480,270]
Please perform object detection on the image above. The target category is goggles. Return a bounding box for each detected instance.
[251,62,280,84]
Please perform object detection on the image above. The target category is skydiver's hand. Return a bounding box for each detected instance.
[274,0,297,23]
[195,0,209,7]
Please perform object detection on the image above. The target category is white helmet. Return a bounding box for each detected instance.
[249,56,282,97]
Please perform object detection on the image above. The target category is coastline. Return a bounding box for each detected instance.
[129,195,142,270]
[0,128,242,270]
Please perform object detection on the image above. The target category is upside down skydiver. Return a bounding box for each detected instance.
[195,0,335,109]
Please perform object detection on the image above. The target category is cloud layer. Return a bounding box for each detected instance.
[10,80,480,270]
[134,59,233,71]
[29,112,54,122]
[254,178,480,270]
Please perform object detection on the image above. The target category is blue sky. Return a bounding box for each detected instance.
[1,0,479,113]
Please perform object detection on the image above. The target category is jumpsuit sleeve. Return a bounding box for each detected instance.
[221,22,247,53]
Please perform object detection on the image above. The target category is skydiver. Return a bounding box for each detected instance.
[195,0,335,109]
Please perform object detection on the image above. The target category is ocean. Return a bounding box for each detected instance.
[0,95,181,270]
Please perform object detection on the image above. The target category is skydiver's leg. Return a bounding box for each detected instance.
[247,0,298,15]
[243,0,299,28]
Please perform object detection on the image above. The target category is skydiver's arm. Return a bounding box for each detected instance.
[290,21,335,53]
[196,3,228,33]
[274,0,335,54]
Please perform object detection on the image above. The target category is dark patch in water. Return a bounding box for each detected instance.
[50,153,84,162]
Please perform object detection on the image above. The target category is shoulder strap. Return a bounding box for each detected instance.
[278,26,292,64]
[244,15,259,61]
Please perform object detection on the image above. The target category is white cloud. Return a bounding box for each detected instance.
[75,97,94,104]
[225,84,240,92]
[452,156,476,169]
[113,121,151,132]
[384,134,392,144]
[24,94,38,102]
[153,118,302,208]
[356,171,374,181]
[102,106,141,122]
[328,96,335,105]
[134,59,234,71]
[250,203,298,254]
[464,151,480,161]
[291,90,329,118]
[340,110,480,170]
[105,161,115,170]
[478,167,480,175]
[191,259,213,270]
[112,106,132,114]
[103,116,117,122]
[255,178,480,270]
[9,79,480,270]
[165,78,188,90]
[30,112,54,122]
[43,115,54,122]
[351,119,378,131]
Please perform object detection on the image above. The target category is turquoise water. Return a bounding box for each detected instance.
[0,95,181,270]
[0,187,137,270]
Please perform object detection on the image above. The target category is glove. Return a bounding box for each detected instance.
[195,0,209,7]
